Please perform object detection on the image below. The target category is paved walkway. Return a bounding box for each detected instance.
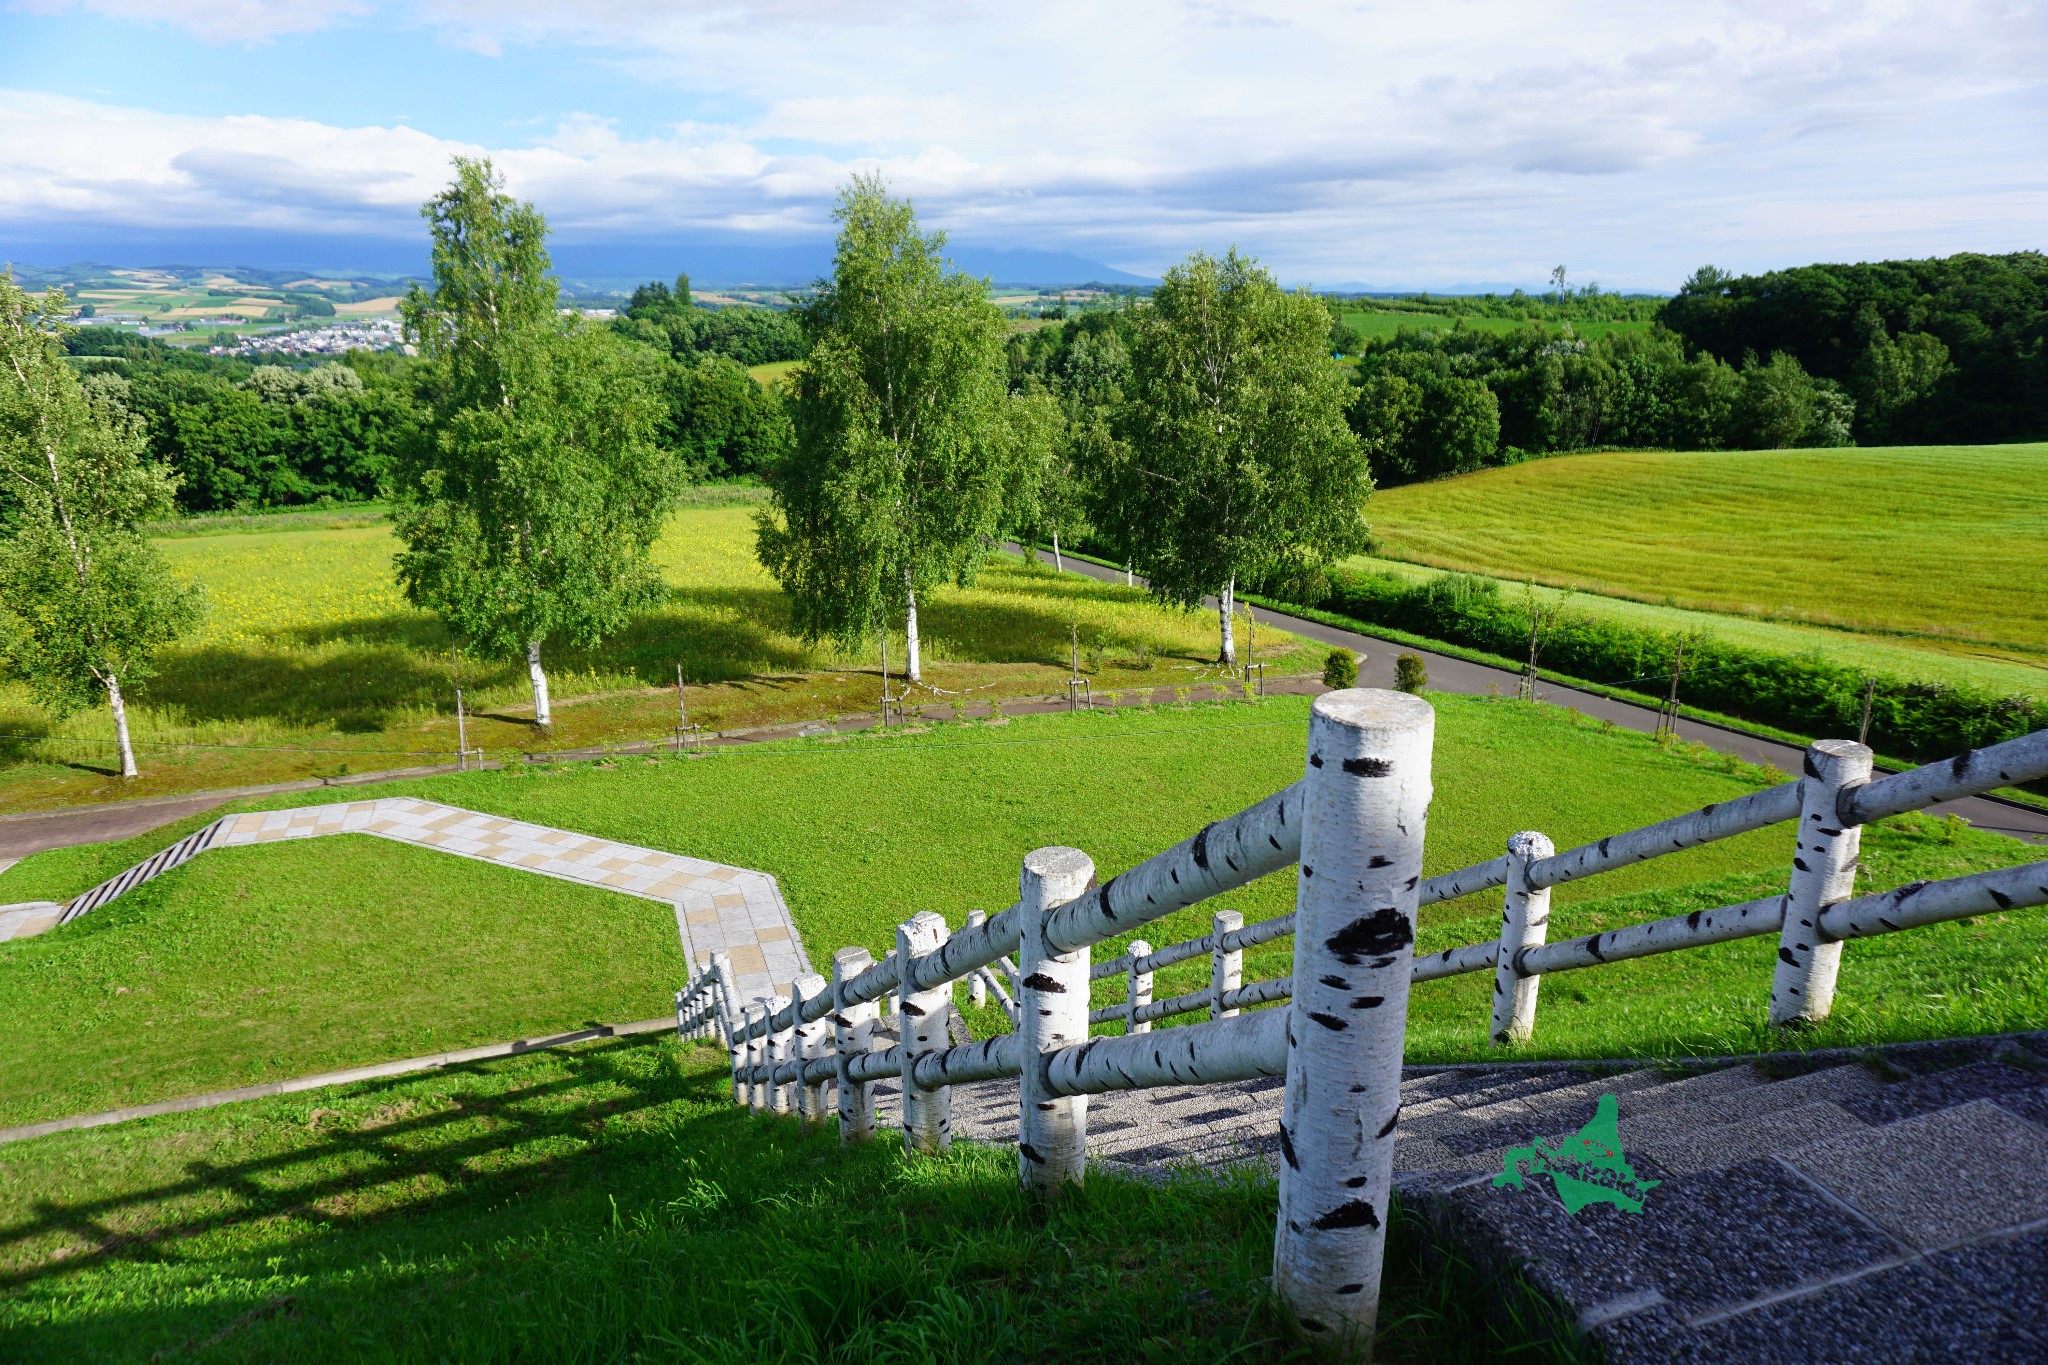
[0,798,806,1000]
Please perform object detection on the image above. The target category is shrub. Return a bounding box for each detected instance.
[1322,648,1359,689]
[1395,653,1428,693]
[1307,565,2040,767]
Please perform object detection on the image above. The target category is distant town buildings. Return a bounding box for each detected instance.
[208,318,410,358]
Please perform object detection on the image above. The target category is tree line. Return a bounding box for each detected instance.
[2,161,1369,774]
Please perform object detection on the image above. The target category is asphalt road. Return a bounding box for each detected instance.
[1018,544,2048,846]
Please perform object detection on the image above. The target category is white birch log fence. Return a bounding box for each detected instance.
[663,703,2048,1362]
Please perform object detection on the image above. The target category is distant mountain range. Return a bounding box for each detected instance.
[0,231,1154,290]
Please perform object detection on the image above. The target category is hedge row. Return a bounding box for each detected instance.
[1303,567,2040,765]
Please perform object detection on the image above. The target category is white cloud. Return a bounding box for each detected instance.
[3,0,2044,284]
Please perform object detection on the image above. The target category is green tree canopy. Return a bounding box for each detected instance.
[1104,249,1371,666]
[395,157,678,728]
[0,272,202,777]
[755,173,1012,683]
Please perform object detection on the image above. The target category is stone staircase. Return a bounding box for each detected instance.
[868,1026,2048,1362]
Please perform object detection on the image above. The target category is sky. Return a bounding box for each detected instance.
[0,0,2043,289]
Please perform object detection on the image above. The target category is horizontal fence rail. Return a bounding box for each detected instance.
[668,696,2048,1364]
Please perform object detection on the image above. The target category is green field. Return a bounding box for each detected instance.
[0,1037,1536,1365]
[6,696,2040,1130]
[1337,554,2048,702]
[0,507,1319,812]
[1361,444,2048,660]
[745,358,800,386]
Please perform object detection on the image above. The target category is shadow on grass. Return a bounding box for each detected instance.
[0,1036,719,1292]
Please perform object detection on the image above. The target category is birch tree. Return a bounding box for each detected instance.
[395,158,675,728]
[1106,249,1370,667]
[0,273,201,778]
[756,174,1011,684]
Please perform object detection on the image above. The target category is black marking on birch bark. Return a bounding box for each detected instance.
[1686,911,1702,931]
[1300,1318,1327,1332]
[1170,868,1180,885]
[1794,857,1811,873]
[1349,1083,1366,1093]
[1352,996,1384,1009]
[1309,1011,1349,1031]
[1368,954,1398,970]
[1376,1107,1400,1138]
[1598,837,1611,858]
[1226,853,1240,871]
[900,1000,926,1016]
[1585,934,1607,962]
[1269,834,1282,849]
[1309,753,1324,768]
[1192,824,1214,871]
[1019,1142,1046,1164]
[1493,978,1505,995]
[1312,1199,1380,1230]
[1343,756,1393,777]
[1879,916,1900,930]
[1799,917,1813,928]
[831,1013,851,1027]
[1278,1122,1299,1169]
[1278,799,1287,825]
[1952,750,1975,778]
[1325,906,1412,964]
[1366,855,1392,869]
[1319,974,1350,989]
[1778,947,1800,966]
[1818,827,1842,837]
[1022,972,1065,993]
[1336,1283,1366,1295]
[1990,889,2013,909]
[1096,882,1116,919]
[1345,1174,1368,1187]
[1404,875,1419,890]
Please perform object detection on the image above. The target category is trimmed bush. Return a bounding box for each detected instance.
[1306,566,2039,766]
[1322,648,1359,689]
[1395,653,1429,693]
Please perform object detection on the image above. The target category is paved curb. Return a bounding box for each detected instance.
[0,1016,676,1146]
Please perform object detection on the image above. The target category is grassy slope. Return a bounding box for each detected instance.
[1361,444,2048,657]
[0,1038,1548,1365]
[0,512,1316,811]
[5,696,2040,1125]
[1340,311,1651,341]
[1337,553,2048,702]
[0,836,685,1127]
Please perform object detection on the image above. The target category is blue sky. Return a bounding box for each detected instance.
[1,1,2043,288]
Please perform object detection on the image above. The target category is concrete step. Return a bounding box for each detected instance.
[1632,1100,1870,1177]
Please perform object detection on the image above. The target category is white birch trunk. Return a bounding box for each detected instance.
[1210,909,1243,1021]
[711,952,745,1103]
[105,671,138,778]
[744,1003,769,1111]
[1017,845,1096,1193]
[1124,559,1134,587]
[903,568,921,684]
[1490,831,1554,1046]
[791,973,831,1125]
[526,639,552,728]
[896,912,953,1154]
[1274,689,1434,1357]
[1218,577,1237,668]
[1127,938,1153,1035]
[1820,859,2048,939]
[1052,530,1063,573]
[1847,727,2048,824]
[832,947,879,1145]
[1771,740,1871,1027]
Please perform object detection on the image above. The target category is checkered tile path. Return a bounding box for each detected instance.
[5,799,806,998]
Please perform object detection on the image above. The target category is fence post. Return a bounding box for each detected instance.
[710,952,743,1103]
[1211,909,1244,1020]
[832,946,878,1146]
[1017,845,1097,1193]
[1490,830,1555,1046]
[1771,739,1873,1027]
[1275,689,1434,1359]
[744,1002,768,1111]
[897,912,954,1155]
[792,972,831,1126]
[966,909,988,1008]
[1128,939,1153,1035]
[766,992,795,1115]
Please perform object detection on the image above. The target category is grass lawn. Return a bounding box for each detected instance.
[1335,554,2048,702]
[0,507,1318,813]
[5,695,2040,1127]
[0,1037,1548,1365]
[1360,444,2048,659]
[745,358,800,386]
[1340,311,1652,342]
